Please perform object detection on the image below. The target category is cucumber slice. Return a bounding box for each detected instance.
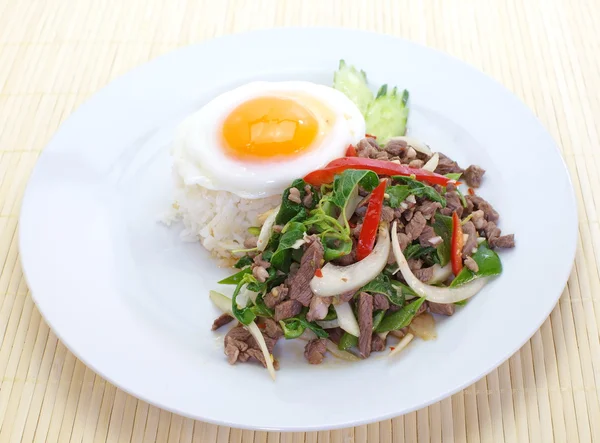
[333,60,374,115]
[365,86,410,143]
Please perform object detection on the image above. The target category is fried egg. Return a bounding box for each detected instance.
[171,81,366,198]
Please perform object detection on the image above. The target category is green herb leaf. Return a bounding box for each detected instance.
[454,300,468,306]
[372,310,386,331]
[375,297,426,333]
[323,305,338,321]
[280,315,329,339]
[360,273,405,306]
[386,185,411,208]
[231,275,257,325]
[234,255,253,269]
[275,179,315,225]
[431,213,453,266]
[393,176,446,207]
[270,222,307,272]
[450,242,502,287]
[331,169,379,216]
[445,173,462,181]
[338,332,358,350]
[250,294,274,318]
[218,268,252,285]
[391,281,419,299]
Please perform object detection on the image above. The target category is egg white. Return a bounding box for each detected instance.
[171,81,366,199]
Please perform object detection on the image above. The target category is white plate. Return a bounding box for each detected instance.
[19,28,576,431]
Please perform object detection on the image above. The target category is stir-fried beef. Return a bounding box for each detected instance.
[373,293,390,311]
[414,267,434,282]
[384,139,408,156]
[371,333,386,352]
[224,323,281,367]
[264,284,289,309]
[418,200,442,220]
[288,187,302,204]
[434,153,463,175]
[466,195,499,223]
[338,290,355,303]
[306,296,333,322]
[211,313,233,331]
[428,302,455,316]
[357,292,373,358]
[418,225,437,247]
[273,299,302,321]
[464,256,479,272]
[464,165,486,188]
[405,211,427,240]
[440,191,463,217]
[243,236,258,249]
[304,339,328,364]
[493,234,515,249]
[252,265,269,282]
[381,205,395,222]
[287,236,324,306]
[326,327,344,344]
[461,221,478,257]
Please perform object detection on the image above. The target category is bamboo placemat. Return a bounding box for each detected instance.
[1,0,599,441]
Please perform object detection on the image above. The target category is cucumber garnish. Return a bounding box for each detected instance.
[333,60,374,115]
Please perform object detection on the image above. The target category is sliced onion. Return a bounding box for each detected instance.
[389,333,414,358]
[316,319,339,329]
[391,221,489,303]
[310,223,390,297]
[426,263,452,285]
[247,322,277,380]
[209,290,233,314]
[210,290,276,380]
[333,302,361,337]
[257,205,280,252]
[422,152,439,172]
[338,187,361,223]
[387,136,432,156]
[408,312,437,340]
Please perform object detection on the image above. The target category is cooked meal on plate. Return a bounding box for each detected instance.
[167,61,515,379]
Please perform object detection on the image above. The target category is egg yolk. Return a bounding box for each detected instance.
[222,97,319,159]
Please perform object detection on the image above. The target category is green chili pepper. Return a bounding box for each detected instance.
[375,297,426,333]
[338,332,358,350]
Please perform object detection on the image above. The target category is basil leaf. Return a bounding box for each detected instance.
[372,310,386,331]
[275,179,315,225]
[279,319,305,339]
[218,267,252,285]
[386,185,411,208]
[250,294,274,318]
[392,281,418,299]
[431,213,453,266]
[450,242,502,287]
[338,332,358,350]
[271,222,307,272]
[360,273,404,306]
[234,255,253,269]
[445,173,462,181]
[231,276,257,325]
[323,305,337,321]
[331,169,379,215]
[280,315,328,339]
[394,176,446,207]
[322,236,353,262]
[375,297,426,333]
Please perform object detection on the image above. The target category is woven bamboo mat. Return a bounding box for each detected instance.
[0,0,598,441]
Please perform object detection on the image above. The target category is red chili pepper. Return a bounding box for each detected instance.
[390,347,396,351]
[345,145,357,157]
[451,211,464,276]
[314,269,323,278]
[468,188,475,196]
[365,133,377,139]
[304,157,450,187]
[356,181,387,261]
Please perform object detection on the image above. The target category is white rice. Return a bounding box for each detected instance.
[170,175,281,265]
